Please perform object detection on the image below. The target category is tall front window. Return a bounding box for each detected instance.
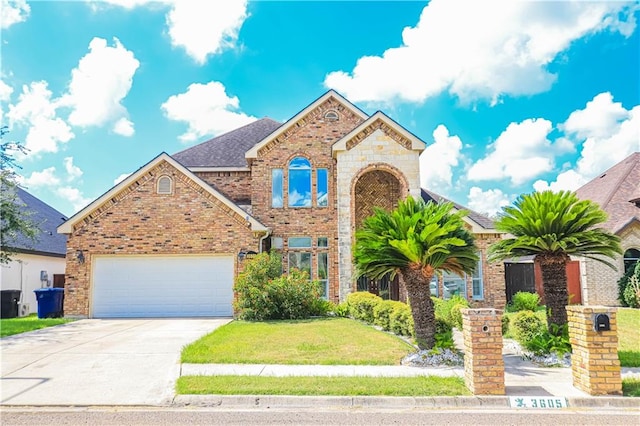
[472,255,484,300]
[272,169,283,208]
[317,168,328,207]
[443,271,466,299]
[288,157,312,207]
[318,252,328,299]
[624,248,640,273]
[288,252,311,278]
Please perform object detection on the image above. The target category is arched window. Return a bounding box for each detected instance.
[288,157,311,207]
[157,175,173,195]
[624,248,640,273]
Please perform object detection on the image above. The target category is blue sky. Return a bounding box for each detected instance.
[1,0,638,218]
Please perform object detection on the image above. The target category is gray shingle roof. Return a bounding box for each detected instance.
[575,152,640,233]
[172,118,282,168]
[421,188,496,230]
[4,188,68,256]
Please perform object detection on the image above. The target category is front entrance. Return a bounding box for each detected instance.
[357,274,400,301]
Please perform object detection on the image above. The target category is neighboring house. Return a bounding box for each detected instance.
[1,188,67,315]
[575,152,640,306]
[57,90,504,318]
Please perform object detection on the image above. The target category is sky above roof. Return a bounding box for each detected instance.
[1,0,638,217]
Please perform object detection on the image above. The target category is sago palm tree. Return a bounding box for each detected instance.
[489,190,622,331]
[354,196,478,350]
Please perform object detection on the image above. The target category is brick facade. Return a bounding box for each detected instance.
[567,305,622,395]
[194,171,252,205]
[63,160,261,316]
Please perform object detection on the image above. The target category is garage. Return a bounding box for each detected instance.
[91,255,234,318]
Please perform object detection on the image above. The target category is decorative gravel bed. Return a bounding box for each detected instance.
[401,348,464,367]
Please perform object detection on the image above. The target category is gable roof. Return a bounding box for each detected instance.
[58,153,269,234]
[172,118,282,169]
[421,188,497,232]
[245,89,369,160]
[575,152,640,234]
[3,188,67,256]
[332,111,425,156]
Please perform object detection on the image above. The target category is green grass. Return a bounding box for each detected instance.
[622,378,640,397]
[176,375,470,396]
[181,317,414,365]
[617,308,640,367]
[0,314,72,337]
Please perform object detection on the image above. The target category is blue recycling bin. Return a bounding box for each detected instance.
[34,288,64,318]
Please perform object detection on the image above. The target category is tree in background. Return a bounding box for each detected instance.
[1,126,38,264]
[354,197,478,349]
[489,190,622,331]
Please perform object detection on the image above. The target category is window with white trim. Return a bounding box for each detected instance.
[317,252,328,299]
[472,254,484,300]
[272,169,283,208]
[443,271,466,299]
[288,157,312,207]
[288,252,311,278]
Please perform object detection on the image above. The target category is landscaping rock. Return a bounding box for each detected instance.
[401,348,464,367]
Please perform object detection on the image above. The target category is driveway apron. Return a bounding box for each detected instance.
[1,318,230,405]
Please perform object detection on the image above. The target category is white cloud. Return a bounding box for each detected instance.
[1,0,30,29]
[535,92,640,191]
[56,186,91,213]
[61,37,139,131]
[113,117,135,136]
[7,81,74,155]
[95,0,249,64]
[22,167,60,187]
[167,0,248,64]
[324,1,637,105]
[467,187,511,217]
[419,124,463,190]
[113,173,131,185]
[63,157,83,180]
[161,81,256,142]
[468,118,567,185]
[0,79,13,101]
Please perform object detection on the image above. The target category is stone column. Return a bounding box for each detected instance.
[566,305,622,395]
[461,308,505,395]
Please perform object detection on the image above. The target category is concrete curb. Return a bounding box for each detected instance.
[173,395,640,410]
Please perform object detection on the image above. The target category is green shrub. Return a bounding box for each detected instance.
[432,295,469,329]
[389,302,414,337]
[523,324,571,356]
[501,315,510,336]
[233,252,325,320]
[511,310,545,346]
[373,300,399,331]
[434,318,454,349]
[620,262,640,308]
[508,292,540,312]
[331,301,350,318]
[346,292,382,324]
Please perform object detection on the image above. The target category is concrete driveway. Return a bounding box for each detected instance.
[1,318,230,405]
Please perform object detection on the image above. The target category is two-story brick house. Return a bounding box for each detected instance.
[58,90,504,318]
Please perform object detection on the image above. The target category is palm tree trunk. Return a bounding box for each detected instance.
[399,266,436,350]
[536,253,569,332]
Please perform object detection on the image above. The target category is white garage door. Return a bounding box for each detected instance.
[92,256,234,318]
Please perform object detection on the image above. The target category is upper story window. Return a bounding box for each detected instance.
[324,110,339,122]
[288,157,312,207]
[157,175,173,195]
[317,169,328,207]
[272,169,283,207]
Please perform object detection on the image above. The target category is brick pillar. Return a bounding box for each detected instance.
[567,305,622,396]
[461,308,505,395]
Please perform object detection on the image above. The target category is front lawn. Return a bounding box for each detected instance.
[617,308,640,367]
[176,375,469,396]
[0,314,72,337]
[181,317,414,365]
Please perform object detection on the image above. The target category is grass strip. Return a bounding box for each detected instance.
[177,375,470,396]
[181,317,414,365]
[617,308,640,368]
[0,314,72,337]
[622,378,640,397]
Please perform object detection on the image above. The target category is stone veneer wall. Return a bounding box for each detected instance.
[249,98,365,302]
[63,161,260,317]
[336,127,422,301]
[580,223,640,306]
[567,305,622,395]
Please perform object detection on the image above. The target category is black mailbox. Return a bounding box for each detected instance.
[594,313,611,332]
